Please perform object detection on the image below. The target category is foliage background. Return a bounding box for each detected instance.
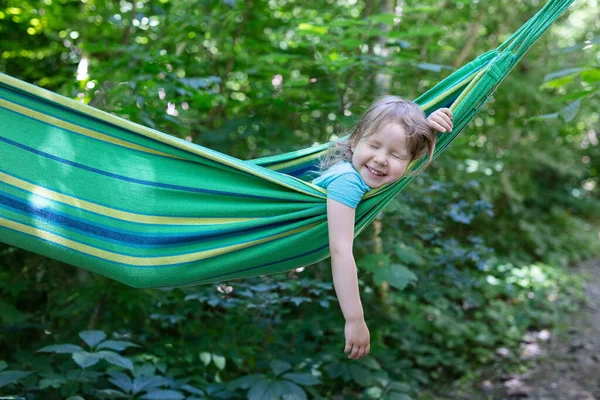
[0,0,599,398]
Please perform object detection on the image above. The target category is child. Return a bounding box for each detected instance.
[312,96,453,360]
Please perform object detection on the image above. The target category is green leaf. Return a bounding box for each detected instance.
[199,352,211,366]
[357,356,382,370]
[228,374,265,390]
[526,112,559,121]
[358,253,391,272]
[298,23,328,35]
[0,299,27,324]
[349,363,372,387]
[543,67,586,82]
[97,351,134,371]
[79,330,107,349]
[415,62,453,72]
[364,387,383,398]
[270,360,292,376]
[581,68,600,83]
[95,389,130,399]
[0,370,32,388]
[140,390,185,400]
[97,340,140,351]
[388,382,411,392]
[373,264,418,290]
[247,378,271,400]
[368,13,397,25]
[395,247,426,266]
[541,74,576,89]
[73,352,101,369]
[0,361,7,372]
[386,393,413,400]
[282,372,320,386]
[280,381,307,400]
[108,372,133,393]
[212,354,226,370]
[38,344,84,354]
[555,88,598,102]
[558,99,581,122]
[133,375,170,393]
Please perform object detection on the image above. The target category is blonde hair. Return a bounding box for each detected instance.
[318,96,437,178]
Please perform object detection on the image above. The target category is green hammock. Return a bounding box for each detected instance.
[0,0,574,288]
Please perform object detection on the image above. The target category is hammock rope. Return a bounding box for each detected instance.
[0,0,574,288]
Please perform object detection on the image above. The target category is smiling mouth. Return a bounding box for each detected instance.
[367,166,386,177]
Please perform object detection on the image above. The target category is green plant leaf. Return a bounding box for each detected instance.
[558,99,581,122]
[133,375,170,394]
[581,68,600,83]
[282,372,320,386]
[38,344,84,354]
[212,354,226,370]
[108,372,133,393]
[373,264,418,290]
[0,361,7,372]
[364,386,383,398]
[228,374,265,390]
[357,356,382,370]
[199,352,211,366]
[96,389,130,399]
[247,378,271,400]
[79,330,107,349]
[385,393,413,400]
[281,380,308,400]
[368,13,396,25]
[543,67,586,82]
[97,351,134,371]
[0,370,32,388]
[349,363,372,387]
[415,62,453,72]
[395,247,426,266]
[298,23,328,35]
[97,340,140,351]
[140,390,185,400]
[270,360,292,376]
[73,352,101,369]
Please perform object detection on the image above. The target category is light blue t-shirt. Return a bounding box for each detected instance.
[312,162,371,209]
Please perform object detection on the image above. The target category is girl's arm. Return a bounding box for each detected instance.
[327,198,370,360]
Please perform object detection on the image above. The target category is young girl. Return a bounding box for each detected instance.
[312,96,453,360]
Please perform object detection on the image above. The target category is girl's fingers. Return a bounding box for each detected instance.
[430,121,446,132]
[358,346,367,359]
[431,115,452,132]
[349,345,360,359]
[344,341,352,354]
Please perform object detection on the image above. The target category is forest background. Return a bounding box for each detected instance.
[0,0,599,399]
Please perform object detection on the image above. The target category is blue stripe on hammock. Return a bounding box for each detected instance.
[0,135,282,201]
[0,192,311,247]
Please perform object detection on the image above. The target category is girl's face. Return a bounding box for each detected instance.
[350,123,411,188]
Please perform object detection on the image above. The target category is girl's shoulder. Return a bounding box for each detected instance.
[323,161,355,176]
[313,161,369,190]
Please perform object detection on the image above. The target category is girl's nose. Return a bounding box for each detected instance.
[374,154,387,165]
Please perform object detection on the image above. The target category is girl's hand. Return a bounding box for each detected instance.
[344,319,370,360]
[427,108,453,132]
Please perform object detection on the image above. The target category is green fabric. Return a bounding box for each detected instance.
[0,0,574,288]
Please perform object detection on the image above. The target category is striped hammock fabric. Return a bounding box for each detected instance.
[0,0,574,288]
